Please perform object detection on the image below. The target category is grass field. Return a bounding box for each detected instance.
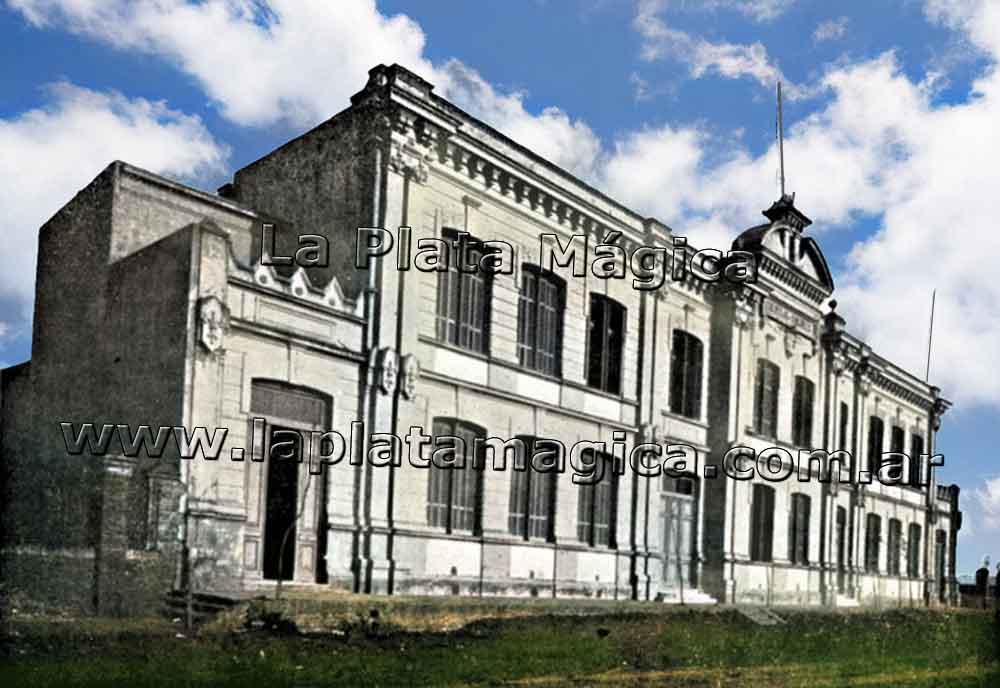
[2,602,998,687]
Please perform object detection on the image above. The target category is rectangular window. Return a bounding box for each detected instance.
[792,376,815,447]
[867,417,884,476]
[907,523,922,578]
[839,401,850,453]
[508,436,557,541]
[669,330,704,419]
[865,513,881,573]
[909,433,925,486]
[788,493,811,565]
[887,518,902,576]
[436,230,492,354]
[750,484,775,562]
[517,266,565,377]
[890,425,905,454]
[586,294,626,395]
[753,359,780,438]
[427,418,485,534]
[576,450,617,546]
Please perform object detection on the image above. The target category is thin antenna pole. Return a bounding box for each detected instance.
[777,82,786,197]
[925,289,936,382]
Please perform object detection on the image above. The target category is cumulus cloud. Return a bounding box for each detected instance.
[0,82,227,334]
[972,475,1000,532]
[813,16,849,43]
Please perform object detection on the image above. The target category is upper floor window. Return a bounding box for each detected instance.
[865,513,882,573]
[839,401,850,453]
[749,483,775,562]
[907,523,922,578]
[576,450,617,547]
[887,518,902,576]
[427,418,485,535]
[890,425,905,454]
[867,416,885,476]
[788,493,811,565]
[909,433,925,487]
[508,436,557,541]
[669,330,704,419]
[753,359,780,438]
[436,230,492,354]
[791,376,815,447]
[586,293,625,395]
[517,266,565,377]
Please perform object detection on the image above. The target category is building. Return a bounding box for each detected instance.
[0,64,961,614]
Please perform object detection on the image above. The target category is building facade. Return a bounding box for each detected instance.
[0,64,961,614]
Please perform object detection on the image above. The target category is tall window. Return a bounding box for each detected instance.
[788,493,811,565]
[586,294,626,395]
[669,330,704,419]
[436,230,492,354]
[576,450,617,547]
[907,523,922,578]
[839,401,850,453]
[750,484,775,562]
[753,359,780,438]
[865,513,882,573]
[887,518,902,576]
[890,425,905,455]
[508,436,557,541]
[427,418,485,534]
[909,433,925,487]
[517,266,565,376]
[867,416,885,475]
[792,376,815,447]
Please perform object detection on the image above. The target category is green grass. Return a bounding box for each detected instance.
[2,607,998,687]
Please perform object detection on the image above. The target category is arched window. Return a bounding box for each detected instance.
[669,330,703,419]
[517,266,565,376]
[867,417,885,475]
[586,293,625,394]
[435,229,492,354]
[427,418,486,534]
[753,359,780,438]
[792,376,814,447]
[507,436,558,541]
[576,450,617,546]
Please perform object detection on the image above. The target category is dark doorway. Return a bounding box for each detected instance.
[836,506,847,594]
[262,425,300,581]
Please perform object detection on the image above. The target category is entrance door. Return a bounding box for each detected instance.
[262,426,300,581]
[836,506,847,594]
[662,476,696,590]
[935,531,947,603]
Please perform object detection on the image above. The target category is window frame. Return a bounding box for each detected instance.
[887,518,902,576]
[788,493,811,565]
[750,483,776,563]
[435,229,493,355]
[753,359,780,439]
[508,436,558,541]
[867,416,885,476]
[586,293,626,395]
[791,376,815,448]
[865,513,882,573]
[669,329,704,420]
[576,450,618,547]
[517,265,566,377]
[426,417,486,535]
[907,523,922,578]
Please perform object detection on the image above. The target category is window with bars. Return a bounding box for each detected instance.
[909,433,925,487]
[865,513,882,573]
[792,376,815,448]
[753,359,780,438]
[576,450,617,547]
[669,330,704,419]
[788,493,811,565]
[435,230,492,354]
[887,518,902,576]
[508,436,558,541]
[867,416,884,475]
[586,293,625,395]
[517,266,565,377]
[750,484,775,562]
[907,523,922,578]
[839,401,850,453]
[426,418,485,534]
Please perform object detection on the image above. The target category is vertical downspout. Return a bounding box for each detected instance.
[819,347,832,605]
[629,289,647,600]
[729,304,744,604]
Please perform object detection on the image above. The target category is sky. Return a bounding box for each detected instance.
[1,0,998,574]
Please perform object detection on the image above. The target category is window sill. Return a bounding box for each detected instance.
[661,409,709,429]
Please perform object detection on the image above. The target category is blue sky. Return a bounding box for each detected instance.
[1,0,997,574]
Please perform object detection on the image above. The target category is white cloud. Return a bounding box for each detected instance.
[972,475,1000,532]
[813,16,848,43]
[0,81,227,327]
[633,0,804,96]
